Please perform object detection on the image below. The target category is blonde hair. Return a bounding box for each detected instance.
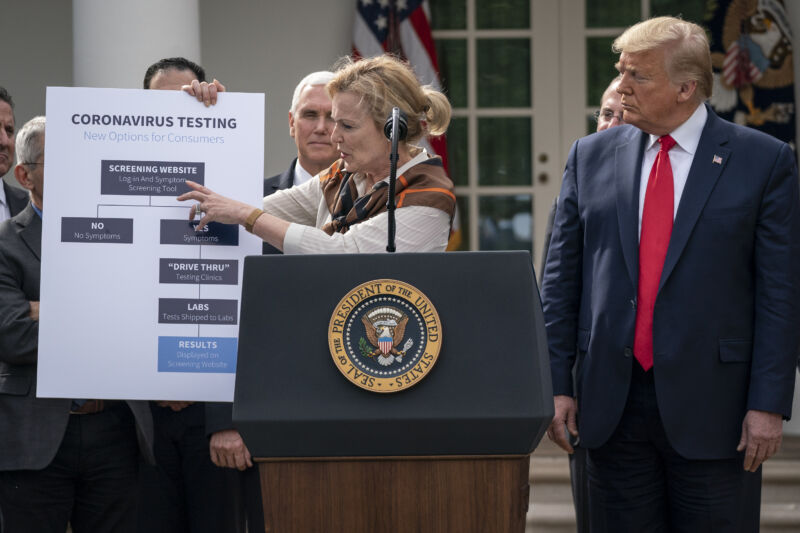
[613,16,713,100]
[327,55,451,143]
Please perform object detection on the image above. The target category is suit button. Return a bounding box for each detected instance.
[630,298,636,309]
[624,347,633,358]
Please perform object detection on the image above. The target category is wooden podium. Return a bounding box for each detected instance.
[234,252,553,533]
[257,455,530,533]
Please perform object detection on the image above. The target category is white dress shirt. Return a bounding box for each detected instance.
[0,183,10,223]
[263,150,451,254]
[638,103,708,238]
[292,161,314,187]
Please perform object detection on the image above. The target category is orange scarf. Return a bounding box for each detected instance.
[320,156,455,235]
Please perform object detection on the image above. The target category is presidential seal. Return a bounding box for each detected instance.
[328,279,442,393]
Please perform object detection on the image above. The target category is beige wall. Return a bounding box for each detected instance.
[198,0,351,178]
[0,0,72,183]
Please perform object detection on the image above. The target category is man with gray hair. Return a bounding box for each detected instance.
[0,116,154,533]
[262,70,337,207]
[0,87,29,222]
[542,16,799,531]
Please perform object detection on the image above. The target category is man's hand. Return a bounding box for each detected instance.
[546,395,578,453]
[737,409,783,472]
[210,429,253,471]
[155,400,195,412]
[29,301,39,321]
[182,79,226,106]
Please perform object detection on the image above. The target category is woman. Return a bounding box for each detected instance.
[177,55,455,253]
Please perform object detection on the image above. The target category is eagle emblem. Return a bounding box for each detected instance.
[361,307,414,366]
[709,0,795,127]
[328,279,442,393]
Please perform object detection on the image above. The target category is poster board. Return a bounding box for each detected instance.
[37,87,264,401]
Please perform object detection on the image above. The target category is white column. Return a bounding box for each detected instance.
[73,0,201,89]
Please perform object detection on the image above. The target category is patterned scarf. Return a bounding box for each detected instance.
[320,155,455,235]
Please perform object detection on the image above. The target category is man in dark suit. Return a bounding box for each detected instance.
[540,75,624,533]
[138,57,249,533]
[541,16,800,532]
[0,116,155,533]
[0,87,28,221]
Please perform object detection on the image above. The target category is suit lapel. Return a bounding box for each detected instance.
[4,182,28,216]
[277,159,295,191]
[659,108,730,291]
[615,128,648,287]
[16,205,41,261]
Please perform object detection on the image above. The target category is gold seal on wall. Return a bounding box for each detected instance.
[328,279,442,393]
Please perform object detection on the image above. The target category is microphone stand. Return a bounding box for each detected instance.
[386,107,401,253]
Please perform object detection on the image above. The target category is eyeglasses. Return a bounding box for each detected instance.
[22,161,43,166]
[593,109,625,124]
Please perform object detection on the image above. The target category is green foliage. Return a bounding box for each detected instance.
[359,337,372,358]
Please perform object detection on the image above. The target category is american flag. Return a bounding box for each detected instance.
[722,38,764,89]
[352,0,449,170]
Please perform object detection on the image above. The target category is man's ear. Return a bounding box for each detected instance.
[14,163,33,192]
[288,111,296,139]
[677,79,698,103]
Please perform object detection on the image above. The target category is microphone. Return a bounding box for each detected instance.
[383,109,408,141]
[384,107,407,253]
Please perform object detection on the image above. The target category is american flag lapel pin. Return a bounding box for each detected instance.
[712,155,723,165]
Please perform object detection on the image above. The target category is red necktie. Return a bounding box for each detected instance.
[634,135,676,371]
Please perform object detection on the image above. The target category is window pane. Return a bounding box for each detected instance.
[478,117,531,186]
[476,0,530,29]
[650,0,708,24]
[436,39,467,108]
[430,0,466,30]
[447,196,470,251]
[586,36,618,107]
[479,195,533,252]
[586,0,640,28]
[477,39,531,108]
[446,117,468,186]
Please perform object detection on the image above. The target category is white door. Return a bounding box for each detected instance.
[432,0,709,269]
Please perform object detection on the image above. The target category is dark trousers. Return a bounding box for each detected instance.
[0,403,139,533]
[137,403,246,533]
[568,443,590,533]
[586,364,761,533]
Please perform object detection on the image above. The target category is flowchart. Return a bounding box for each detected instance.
[65,159,242,374]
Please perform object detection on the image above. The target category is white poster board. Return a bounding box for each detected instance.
[37,87,264,402]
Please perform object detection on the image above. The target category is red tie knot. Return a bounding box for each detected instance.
[659,135,677,152]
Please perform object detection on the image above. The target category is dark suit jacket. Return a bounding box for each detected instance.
[3,180,28,217]
[205,158,296,435]
[541,107,800,460]
[539,196,557,281]
[0,205,154,470]
[260,158,295,255]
